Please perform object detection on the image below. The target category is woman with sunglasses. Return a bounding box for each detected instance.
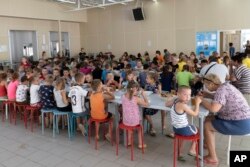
[200,73,250,165]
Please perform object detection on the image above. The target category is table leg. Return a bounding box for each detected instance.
[5,103,8,120]
[199,116,204,167]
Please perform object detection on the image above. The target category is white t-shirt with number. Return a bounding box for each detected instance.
[68,85,88,113]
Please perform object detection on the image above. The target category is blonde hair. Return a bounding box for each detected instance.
[55,77,65,90]
[204,73,222,85]
[91,79,102,92]
[45,75,54,84]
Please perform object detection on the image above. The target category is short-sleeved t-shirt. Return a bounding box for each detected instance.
[243,57,250,69]
[68,85,88,113]
[233,65,250,94]
[16,84,29,102]
[176,71,194,87]
[177,61,186,72]
[39,85,56,109]
[7,80,19,100]
[213,82,250,120]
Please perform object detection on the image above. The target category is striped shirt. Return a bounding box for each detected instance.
[170,99,189,128]
[233,65,250,94]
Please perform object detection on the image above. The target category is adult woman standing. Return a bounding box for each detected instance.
[201,74,250,165]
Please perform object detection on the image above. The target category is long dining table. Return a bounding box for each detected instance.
[108,90,209,167]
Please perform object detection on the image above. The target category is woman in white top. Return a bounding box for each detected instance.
[53,77,72,112]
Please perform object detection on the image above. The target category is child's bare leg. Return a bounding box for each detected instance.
[127,130,132,145]
[49,113,53,127]
[178,140,184,156]
[161,110,166,129]
[145,115,153,129]
[189,141,197,154]
[76,118,80,128]
[95,122,100,139]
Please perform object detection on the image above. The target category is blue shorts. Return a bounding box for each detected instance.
[173,125,198,136]
[212,117,250,135]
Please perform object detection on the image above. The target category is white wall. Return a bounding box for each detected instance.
[81,0,250,56]
[81,0,175,56]
[0,17,81,61]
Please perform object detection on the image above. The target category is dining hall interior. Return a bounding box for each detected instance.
[1,0,250,167]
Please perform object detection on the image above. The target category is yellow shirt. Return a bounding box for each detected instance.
[243,57,250,68]
[177,61,186,72]
[217,58,222,64]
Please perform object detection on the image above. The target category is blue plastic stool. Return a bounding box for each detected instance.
[53,110,72,139]
[70,112,89,138]
[41,108,56,135]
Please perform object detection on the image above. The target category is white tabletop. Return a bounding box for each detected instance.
[111,90,209,117]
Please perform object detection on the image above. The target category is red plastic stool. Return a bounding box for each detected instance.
[88,117,113,150]
[116,123,144,161]
[173,133,200,167]
[15,102,28,125]
[25,105,41,132]
[1,100,15,124]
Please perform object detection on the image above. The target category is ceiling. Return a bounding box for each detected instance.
[53,0,135,11]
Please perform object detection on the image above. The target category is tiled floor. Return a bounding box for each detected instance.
[0,113,249,167]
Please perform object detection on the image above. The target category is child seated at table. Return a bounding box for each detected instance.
[30,76,41,107]
[7,72,19,101]
[122,81,149,148]
[68,73,89,136]
[0,73,8,100]
[54,77,72,112]
[106,73,119,91]
[39,75,56,128]
[144,72,162,136]
[118,70,136,90]
[166,85,201,161]
[90,79,114,141]
[85,73,93,85]
[16,76,29,104]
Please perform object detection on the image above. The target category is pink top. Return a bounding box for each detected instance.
[121,95,140,126]
[7,80,19,100]
[80,67,92,75]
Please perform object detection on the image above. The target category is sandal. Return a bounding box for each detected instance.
[138,144,147,149]
[78,124,87,136]
[149,129,156,137]
[177,156,186,162]
[204,157,219,165]
[188,151,196,157]
[165,133,175,138]
[105,134,111,143]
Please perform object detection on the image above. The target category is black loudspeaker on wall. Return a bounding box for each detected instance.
[132,7,145,21]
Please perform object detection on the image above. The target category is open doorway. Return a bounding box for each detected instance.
[219,29,250,56]
[50,31,70,58]
[9,30,38,69]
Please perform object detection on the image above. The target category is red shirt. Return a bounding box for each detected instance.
[0,85,7,97]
